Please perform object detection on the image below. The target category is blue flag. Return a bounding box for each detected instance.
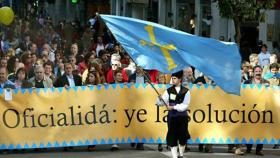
[101,15,241,95]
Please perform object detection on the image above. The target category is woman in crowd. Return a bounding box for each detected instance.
[14,67,32,88]
[85,70,101,85]
[84,70,101,151]
[7,56,21,81]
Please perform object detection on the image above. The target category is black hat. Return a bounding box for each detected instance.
[171,70,183,79]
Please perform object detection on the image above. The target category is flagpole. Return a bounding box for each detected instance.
[99,15,168,108]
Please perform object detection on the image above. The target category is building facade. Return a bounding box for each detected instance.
[111,0,280,52]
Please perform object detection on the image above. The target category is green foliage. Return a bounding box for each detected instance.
[214,0,276,22]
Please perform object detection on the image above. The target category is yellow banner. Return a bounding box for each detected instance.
[0,84,279,149]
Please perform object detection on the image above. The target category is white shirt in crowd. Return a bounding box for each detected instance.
[67,75,75,87]
[96,44,105,57]
[48,50,55,62]
[258,51,270,68]
[135,75,145,84]
[89,18,96,26]
[156,86,191,112]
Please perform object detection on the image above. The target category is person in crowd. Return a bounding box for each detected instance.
[156,71,191,158]
[84,71,100,151]
[98,50,111,76]
[53,58,65,78]
[78,52,96,74]
[262,54,278,77]
[106,60,128,83]
[14,67,32,88]
[113,68,126,84]
[249,53,259,67]
[120,52,130,67]
[29,43,38,55]
[263,63,279,86]
[193,74,216,154]
[258,44,270,68]
[7,56,20,82]
[241,61,251,83]
[129,67,150,84]
[30,53,38,66]
[0,66,15,89]
[156,72,167,84]
[82,62,102,84]
[69,43,79,58]
[29,65,53,88]
[244,65,269,156]
[54,63,82,88]
[128,66,150,150]
[156,72,167,152]
[0,58,8,68]
[68,55,78,72]
[109,68,127,152]
[42,43,55,62]
[85,70,101,86]
[43,61,56,82]
[182,67,195,85]
[90,36,105,57]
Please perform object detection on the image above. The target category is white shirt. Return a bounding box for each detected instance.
[135,75,145,84]
[67,75,75,87]
[48,50,55,62]
[96,44,105,57]
[156,86,191,112]
[258,52,270,68]
[89,18,96,26]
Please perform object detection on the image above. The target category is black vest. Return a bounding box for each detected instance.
[167,85,189,117]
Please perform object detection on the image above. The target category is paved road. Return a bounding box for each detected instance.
[0,144,279,158]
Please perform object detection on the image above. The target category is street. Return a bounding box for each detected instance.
[0,144,279,158]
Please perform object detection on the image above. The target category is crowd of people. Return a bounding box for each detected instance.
[0,9,279,156]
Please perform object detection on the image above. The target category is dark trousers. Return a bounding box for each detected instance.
[247,144,263,152]
[166,116,189,147]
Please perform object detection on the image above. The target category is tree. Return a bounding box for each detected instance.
[214,0,276,45]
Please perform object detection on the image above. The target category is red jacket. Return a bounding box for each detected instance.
[106,68,128,83]
[78,61,87,74]
[147,70,159,83]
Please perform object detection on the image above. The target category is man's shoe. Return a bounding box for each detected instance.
[198,144,203,152]
[136,143,144,150]
[158,144,163,152]
[205,148,213,153]
[273,145,279,149]
[235,148,244,155]
[256,151,264,156]
[111,144,119,151]
[205,145,213,153]
[110,146,119,151]
[130,143,136,148]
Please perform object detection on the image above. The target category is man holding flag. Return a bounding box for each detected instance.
[156,70,191,158]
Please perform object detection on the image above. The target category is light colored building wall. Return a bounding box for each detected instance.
[210,1,235,41]
[111,0,280,49]
[259,10,280,50]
